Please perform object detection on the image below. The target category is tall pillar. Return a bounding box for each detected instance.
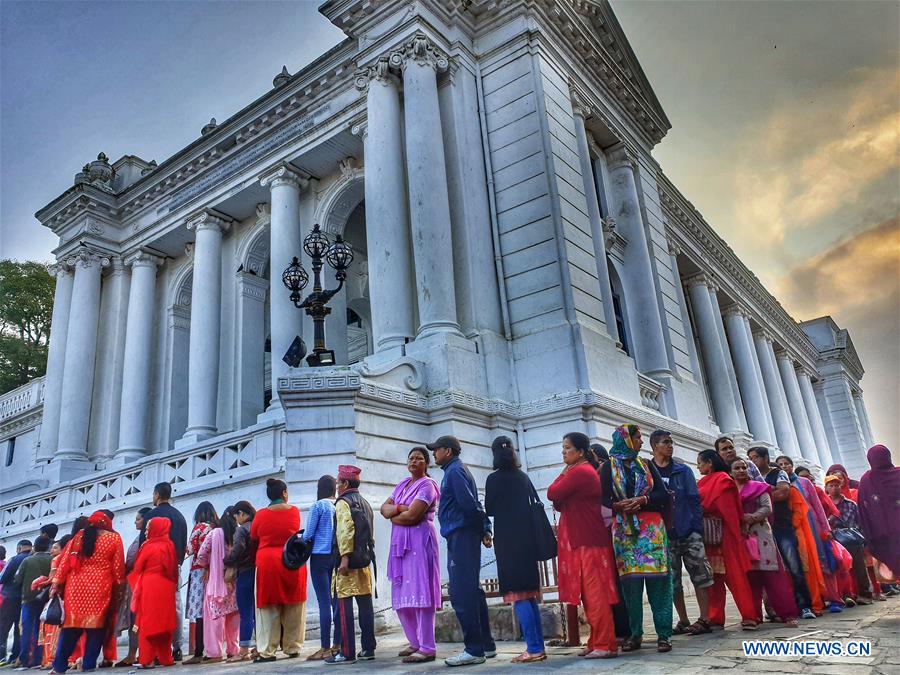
[755,331,799,457]
[686,275,742,432]
[36,261,74,462]
[571,96,618,341]
[853,392,875,448]
[393,36,461,339]
[742,314,777,444]
[235,271,268,428]
[605,143,670,375]
[56,249,109,461]
[354,56,415,350]
[116,252,163,461]
[797,368,834,467]
[182,210,228,442]
[260,163,304,411]
[776,351,818,462]
[708,288,747,432]
[724,306,771,443]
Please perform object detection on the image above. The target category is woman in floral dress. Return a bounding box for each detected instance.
[184,501,217,663]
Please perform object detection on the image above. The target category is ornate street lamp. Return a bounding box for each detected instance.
[282,223,354,367]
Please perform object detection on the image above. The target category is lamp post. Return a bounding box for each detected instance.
[282,223,354,367]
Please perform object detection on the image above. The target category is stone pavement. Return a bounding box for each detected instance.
[131,597,898,675]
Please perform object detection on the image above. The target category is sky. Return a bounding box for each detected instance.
[1,0,897,453]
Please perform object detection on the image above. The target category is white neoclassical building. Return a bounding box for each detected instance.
[1,0,877,576]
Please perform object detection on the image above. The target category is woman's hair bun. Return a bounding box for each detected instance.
[266,478,278,487]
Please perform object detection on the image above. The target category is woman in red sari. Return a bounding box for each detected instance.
[696,450,758,630]
[130,518,177,668]
[547,432,619,659]
[50,511,126,673]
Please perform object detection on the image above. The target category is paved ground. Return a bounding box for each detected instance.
[129,597,898,675]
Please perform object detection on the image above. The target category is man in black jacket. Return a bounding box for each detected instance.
[140,482,188,660]
[0,539,32,666]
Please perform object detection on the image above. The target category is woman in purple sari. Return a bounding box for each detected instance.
[380,447,441,663]
[858,445,900,579]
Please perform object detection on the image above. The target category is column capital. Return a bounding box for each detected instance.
[259,161,308,190]
[354,55,399,92]
[49,259,74,277]
[125,250,165,269]
[722,304,746,320]
[388,34,449,73]
[186,208,230,234]
[351,120,368,141]
[65,248,111,270]
[795,364,816,380]
[606,141,637,171]
[570,89,593,119]
[752,329,772,344]
[108,256,128,275]
[685,272,714,291]
[773,347,794,363]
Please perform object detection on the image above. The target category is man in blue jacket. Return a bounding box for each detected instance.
[650,430,714,635]
[427,435,496,667]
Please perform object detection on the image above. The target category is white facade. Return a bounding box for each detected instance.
[0,1,877,589]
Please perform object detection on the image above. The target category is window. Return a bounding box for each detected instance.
[608,261,631,357]
[5,437,15,467]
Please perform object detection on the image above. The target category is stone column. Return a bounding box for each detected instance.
[354,56,415,350]
[686,275,742,432]
[116,251,163,461]
[754,331,799,456]
[741,314,777,444]
[235,271,268,428]
[571,96,618,341]
[56,249,109,461]
[724,306,771,443]
[776,351,818,461]
[392,36,462,339]
[36,261,74,462]
[182,210,228,442]
[605,143,670,375]
[260,163,305,412]
[852,392,875,448]
[797,368,834,467]
[708,287,747,432]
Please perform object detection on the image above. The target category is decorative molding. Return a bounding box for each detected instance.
[601,215,625,254]
[186,208,230,234]
[65,248,111,270]
[355,357,424,391]
[125,250,165,269]
[315,158,365,236]
[350,120,368,141]
[237,272,269,301]
[721,304,746,320]
[388,34,449,73]
[354,55,397,93]
[605,142,637,171]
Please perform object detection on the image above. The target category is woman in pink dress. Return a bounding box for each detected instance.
[197,508,240,662]
[380,447,441,664]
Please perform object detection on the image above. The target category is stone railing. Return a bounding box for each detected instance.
[0,421,283,539]
[638,374,664,412]
[0,377,45,425]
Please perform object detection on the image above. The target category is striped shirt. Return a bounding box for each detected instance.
[302,498,335,555]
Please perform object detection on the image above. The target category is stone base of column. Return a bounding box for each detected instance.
[405,332,487,397]
[44,457,94,483]
[107,449,145,467]
[175,428,216,449]
[415,321,464,341]
[256,400,286,424]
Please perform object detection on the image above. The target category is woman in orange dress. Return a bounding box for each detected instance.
[129,518,178,668]
[50,511,125,673]
[696,450,758,630]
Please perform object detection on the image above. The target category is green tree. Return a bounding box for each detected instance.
[0,260,55,394]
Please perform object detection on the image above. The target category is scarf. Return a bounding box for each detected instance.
[67,510,113,572]
[609,424,653,534]
[206,528,228,600]
[826,463,858,497]
[738,479,770,513]
[132,518,176,582]
[857,445,900,576]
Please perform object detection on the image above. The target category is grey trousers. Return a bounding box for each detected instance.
[173,566,184,651]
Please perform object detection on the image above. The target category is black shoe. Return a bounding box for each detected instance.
[358,650,375,660]
[172,650,182,663]
[253,656,276,664]
[324,654,355,665]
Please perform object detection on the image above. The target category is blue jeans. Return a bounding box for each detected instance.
[446,528,495,658]
[514,599,544,654]
[309,554,339,649]
[773,525,813,611]
[53,627,105,673]
[19,601,43,667]
[235,568,256,648]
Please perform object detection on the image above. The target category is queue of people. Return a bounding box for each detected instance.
[0,435,897,670]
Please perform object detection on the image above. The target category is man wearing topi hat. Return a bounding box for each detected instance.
[427,436,496,667]
[326,465,377,665]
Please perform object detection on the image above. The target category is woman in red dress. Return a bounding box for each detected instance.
[547,432,619,659]
[50,511,126,673]
[250,479,308,662]
[130,517,178,668]
[696,450,758,629]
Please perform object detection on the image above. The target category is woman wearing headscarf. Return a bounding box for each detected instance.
[548,432,619,659]
[50,511,126,673]
[857,445,900,580]
[183,501,218,664]
[599,425,672,653]
[485,437,545,664]
[381,447,442,664]
[129,517,178,668]
[730,458,799,627]
[196,508,240,663]
[696,450,758,630]
[826,464,859,501]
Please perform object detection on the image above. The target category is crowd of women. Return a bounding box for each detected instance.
[0,431,896,669]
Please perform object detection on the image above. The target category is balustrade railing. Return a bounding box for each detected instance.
[638,374,665,412]
[0,377,45,425]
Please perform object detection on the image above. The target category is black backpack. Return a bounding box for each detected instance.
[334,490,375,569]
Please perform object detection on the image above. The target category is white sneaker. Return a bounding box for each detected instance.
[444,651,486,667]
[484,650,497,658]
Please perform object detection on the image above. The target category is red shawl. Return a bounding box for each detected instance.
[697,471,752,575]
[788,488,826,613]
[129,518,177,637]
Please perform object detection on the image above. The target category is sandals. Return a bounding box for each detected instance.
[685,618,713,635]
[583,650,616,659]
[672,620,690,635]
[226,654,250,663]
[578,646,591,656]
[397,646,417,657]
[113,660,135,668]
[182,656,203,665]
[402,653,436,663]
[657,640,672,653]
[512,652,547,663]
[741,620,760,631]
[621,637,642,652]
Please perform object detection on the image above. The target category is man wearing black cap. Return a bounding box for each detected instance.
[0,539,32,666]
[427,436,495,667]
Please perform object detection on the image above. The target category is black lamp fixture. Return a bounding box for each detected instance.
[282,223,354,367]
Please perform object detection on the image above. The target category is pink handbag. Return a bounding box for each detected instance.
[745,536,761,562]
